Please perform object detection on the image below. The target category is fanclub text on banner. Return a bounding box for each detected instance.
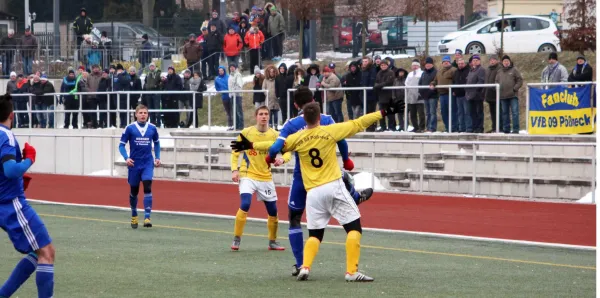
[528,85,594,134]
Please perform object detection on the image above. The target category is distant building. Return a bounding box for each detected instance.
[487,0,563,19]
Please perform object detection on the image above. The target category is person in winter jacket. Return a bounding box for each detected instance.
[304,64,322,109]
[143,63,163,125]
[239,20,250,70]
[465,55,486,133]
[179,70,193,127]
[97,70,112,128]
[284,64,299,118]
[0,30,17,77]
[198,27,210,80]
[20,28,38,75]
[392,68,408,131]
[228,64,244,130]
[431,55,457,132]
[245,25,265,75]
[72,7,93,48]
[60,70,85,129]
[184,34,203,74]
[28,75,44,128]
[223,27,243,67]
[208,10,227,34]
[541,52,568,88]
[268,6,286,60]
[374,59,396,131]
[320,66,344,123]
[274,63,288,122]
[452,58,470,133]
[84,65,103,128]
[140,34,153,71]
[343,61,363,119]
[484,54,501,132]
[568,55,593,84]
[495,55,523,134]
[253,66,266,107]
[207,25,224,79]
[263,65,279,128]
[361,57,378,131]
[419,57,438,132]
[215,66,232,128]
[128,66,143,110]
[190,71,208,126]
[405,60,425,132]
[162,66,183,128]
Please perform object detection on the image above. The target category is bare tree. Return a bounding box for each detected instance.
[464,0,474,25]
[404,0,452,56]
[561,0,596,54]
[347,0,384,56]
[141,0,156,27]
[499,0,505,57]
[280,0,334,61]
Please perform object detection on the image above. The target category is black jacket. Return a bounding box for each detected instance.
[343,62,363,106]
[206,31,223,52]
[374,68,395,104]
[72,16,93,36]
[275,63,288,99]
[418,67,437,99]
[360,64,377,102]
[452,66,470,97]
[568,63,593,83]
[0,36,17,54]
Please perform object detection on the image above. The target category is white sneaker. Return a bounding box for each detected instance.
[345,272,374,282]
[297,267,310,281]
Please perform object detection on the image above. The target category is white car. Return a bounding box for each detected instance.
[438,15,561,55]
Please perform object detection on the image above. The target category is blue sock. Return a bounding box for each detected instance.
[35,264,53,298]
[349,185,361,204]
[0,253,37,297]
[130,193,138,217]
[289,227,304,267]
[143,193,152,219]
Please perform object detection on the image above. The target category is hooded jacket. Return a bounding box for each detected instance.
[268,11,285,35]
[374,65,395,104]
[206,30,224,52]
[228,65,244,98]
[392,69,407,105]
[343,61,363,106]
[568,62,593,83]
[360,60,377,102]
[239,20,250,47]
[253,73,266,104]
[485,63,500,102]
[263,65,279,109]
[214,66,230,100]
[495,60,523,100]
[223,29,243,57]
[245,28,265,49]
[144,68,162,90]
[404,68,423,104]
[304,64,322,102]
[275,63,288,99]
[465,65,486,101]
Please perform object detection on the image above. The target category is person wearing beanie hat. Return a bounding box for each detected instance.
[140,32,152,71]
[495,53,523,133]
[184,32,203,74]
[465,51,486,133]
[268,5,285,61]
[568,54,593,84]
[419,56,438,132]
[74,6,93,50]
[451,49,463,68]
[541,52,568,87]
[452,56,470,133]
[208,9,227,34]
[373,56,396,131]
[484,53,501,132]
[432,54,457,132]
[425,57,434,65]
[252,65,266,107]
[143,61,162,125]
[373,55,383,72]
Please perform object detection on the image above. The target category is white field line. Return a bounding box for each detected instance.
[28,199,595,251]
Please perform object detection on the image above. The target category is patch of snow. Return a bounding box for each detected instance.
[519,130,528,134]
[87,169,119,176]
[352,172,386,191]
[160,138,174,148]
[196,125,232,131]
[283,51,413,61]
[577,189,598,203]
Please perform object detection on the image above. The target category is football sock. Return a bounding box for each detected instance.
[289,227,304,267]
[302,236,320,269]
[143,193,152,219]
[35,264,54,298]
[129,193,138,217]
[0,253,37,297]
[267,216,278,241]
[346,230,362,274]
[351,188,361,204]
[234,209,248,237]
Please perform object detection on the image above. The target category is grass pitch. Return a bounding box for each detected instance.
[0,203,595,297]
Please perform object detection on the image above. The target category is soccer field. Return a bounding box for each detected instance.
[0,204,595,297]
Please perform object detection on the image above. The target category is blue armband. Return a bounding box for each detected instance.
[119,143,129,160]
[337,140,349,161]
[2,159,32,179]
[154,141,161,160]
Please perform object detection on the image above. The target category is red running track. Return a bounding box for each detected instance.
[26,174,596,247]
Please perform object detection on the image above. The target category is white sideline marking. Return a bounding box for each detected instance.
[28,199,596,251]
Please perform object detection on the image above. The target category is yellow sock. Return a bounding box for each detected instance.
[346,230,362,274]
[233,209,248,237]
[302,237,321,269]
[267,216,278,241]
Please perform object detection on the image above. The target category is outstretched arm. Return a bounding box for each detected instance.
[323,111,385,142]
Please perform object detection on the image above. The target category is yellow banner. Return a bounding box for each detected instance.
[529,108,595,134]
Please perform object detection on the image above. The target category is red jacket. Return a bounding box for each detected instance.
[223,33,243,57]
[244,29,264,50]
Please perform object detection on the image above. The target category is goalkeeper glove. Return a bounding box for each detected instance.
[22,143,36,164]
[230,133,253,152]
[23,174,32,191]
[343,158,354,171]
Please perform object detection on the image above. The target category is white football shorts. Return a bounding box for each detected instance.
[239,178,277,202]
[305,178,361,230]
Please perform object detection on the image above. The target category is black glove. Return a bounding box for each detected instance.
[230,133,253,152]
[381,104,400,117]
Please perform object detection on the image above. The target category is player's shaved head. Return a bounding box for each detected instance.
[255,105,269,116]
[0,93,14,123]
[294,86,314,109]
[302,102,320,126]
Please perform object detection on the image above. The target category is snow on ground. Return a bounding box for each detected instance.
[196,125,232,131]
[577,189,598,203]
[352,172,386,191]
[283,51,414,62]
[87,169,119,176]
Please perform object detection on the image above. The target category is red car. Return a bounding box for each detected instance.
[333,17,382,51]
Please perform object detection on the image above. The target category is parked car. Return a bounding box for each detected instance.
[332,17,382,52]
[92,22,176,60]
[379,16,412,47]
[438,15,561,55]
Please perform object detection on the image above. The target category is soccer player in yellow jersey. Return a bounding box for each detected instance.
[231,102,400,282]
[230,106,292,251]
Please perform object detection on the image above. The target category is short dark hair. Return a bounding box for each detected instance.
[0,93,14,122]
[255,105,269,116]
[302,102,320,125]
[294,86,313,109]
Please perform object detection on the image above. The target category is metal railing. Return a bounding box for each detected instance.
[10,89,269,130]
[13,133,595,203]
[525,82,596,132]
[288,84,501,133]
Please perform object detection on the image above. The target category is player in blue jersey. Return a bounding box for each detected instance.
[0,93,55,298]
[266,86,373,276]
[119,104,161,229]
